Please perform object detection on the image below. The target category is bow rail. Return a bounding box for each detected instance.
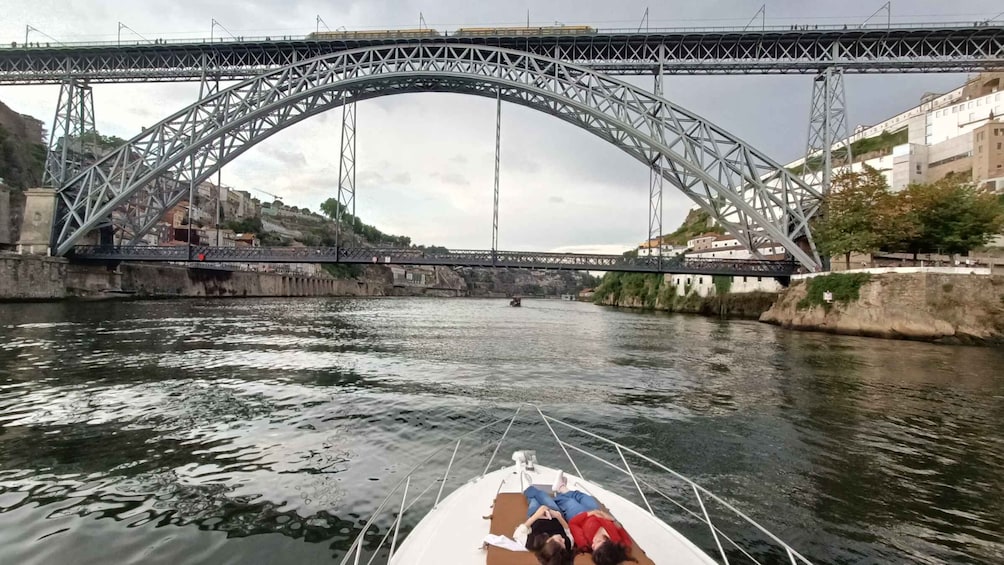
[338,405,816,565]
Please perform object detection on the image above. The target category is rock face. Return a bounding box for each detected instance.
[761,273,1004,345]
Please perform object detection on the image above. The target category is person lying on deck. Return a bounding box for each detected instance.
[550,471,638,565]
[517,484,575,565]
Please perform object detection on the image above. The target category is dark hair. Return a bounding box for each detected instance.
[591,540,638,565]
[528,534,574,565]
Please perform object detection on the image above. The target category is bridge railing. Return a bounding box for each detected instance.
[3,20,999,49]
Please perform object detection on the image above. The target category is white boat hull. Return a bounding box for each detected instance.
[391,462,718,565]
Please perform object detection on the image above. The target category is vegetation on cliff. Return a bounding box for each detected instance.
[0,123,45,190]
[591,271,774,318]
[814,167,1004,268]
[796,273,872,310]
[789,129,908,175]
[662,208,724,245]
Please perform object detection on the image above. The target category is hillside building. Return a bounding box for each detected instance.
[789,71,1004,192]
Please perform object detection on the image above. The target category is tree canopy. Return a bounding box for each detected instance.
[319,197,412,247]
[813,167,1004,266]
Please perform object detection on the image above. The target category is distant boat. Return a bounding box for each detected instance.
[509,297,521,307]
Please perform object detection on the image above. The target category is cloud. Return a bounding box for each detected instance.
[548,196,565,204]
[507,153,542,174]
[450,154,468,164]
[260,146,307,168]
[391,172,412,185]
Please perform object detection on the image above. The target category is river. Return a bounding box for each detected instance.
[0,298,1001,564]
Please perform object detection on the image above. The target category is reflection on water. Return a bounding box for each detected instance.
[0,298,1002,564]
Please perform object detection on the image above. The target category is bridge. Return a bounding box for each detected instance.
[68,246,800,277]
[2,23,1003,83]
[4,20,1002,275]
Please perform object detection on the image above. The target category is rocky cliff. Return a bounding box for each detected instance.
[761,272,1004,345]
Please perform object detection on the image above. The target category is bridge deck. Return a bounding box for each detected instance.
[2,24,1002,83]
[68,246,800,277]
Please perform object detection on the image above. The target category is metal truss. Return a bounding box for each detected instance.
[492,89,501,253]
[335,95,357,247]
[69,245,800,277]
[43,78,96,187]
[803,66,852,194]
[51,43,824,269]
[2,25,1004,84]
[648,55,665,258]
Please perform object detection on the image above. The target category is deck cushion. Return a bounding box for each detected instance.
[486,493,655,565]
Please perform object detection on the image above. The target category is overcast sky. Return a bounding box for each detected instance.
[2,1,1002,253]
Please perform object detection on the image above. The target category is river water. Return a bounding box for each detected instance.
[0,298,1001,565]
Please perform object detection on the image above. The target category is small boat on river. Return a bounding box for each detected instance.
[339,405,815,565]
[509,297,522,307]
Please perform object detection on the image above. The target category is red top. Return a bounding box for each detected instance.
[568,512,633,553]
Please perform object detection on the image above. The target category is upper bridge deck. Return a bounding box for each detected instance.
[1,21,1002,84]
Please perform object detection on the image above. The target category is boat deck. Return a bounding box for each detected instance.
[391,463,717,565]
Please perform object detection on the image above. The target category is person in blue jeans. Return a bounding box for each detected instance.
[526,470,601,520]
[519,485,575,565]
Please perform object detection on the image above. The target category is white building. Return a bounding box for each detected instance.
[665,273,784,298]
[685,234,786,260]
[637,237,687,257]
[662,233,787,297]
[788,72,1004,193]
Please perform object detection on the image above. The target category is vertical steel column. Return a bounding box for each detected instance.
[492,89,502,264]
[335,94,357,252]
[199,57,223,246]
[803,65,851,196]
[43,77,96,188]
[648,47,666,270]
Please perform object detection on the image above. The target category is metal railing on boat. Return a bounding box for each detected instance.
[338,404,816,565]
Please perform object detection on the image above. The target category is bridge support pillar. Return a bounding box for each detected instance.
[43,78,96,189]
[335,95,357,248]
[804,64,851,271]
[16,188,57,255]
[803,66,852,196]
[648,54,666,270]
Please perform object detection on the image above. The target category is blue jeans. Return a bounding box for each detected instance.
[554,490,600,520]
[523,486,561,517]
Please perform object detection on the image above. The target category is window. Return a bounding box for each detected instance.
[757,277,762,282]
[998,143,1002,150]
[743,276,748,283]
[699,277,703,284]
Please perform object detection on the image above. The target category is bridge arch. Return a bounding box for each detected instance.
[53,43,822,268]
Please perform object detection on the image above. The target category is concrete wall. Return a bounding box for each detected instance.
[0,254,389,301]
[111,263,385,298]
[0,187,10,246]
[0,253,67,299]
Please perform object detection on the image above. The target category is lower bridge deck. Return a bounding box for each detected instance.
[69,246,800,277]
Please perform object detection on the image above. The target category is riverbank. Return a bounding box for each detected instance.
[761,271,1004,345]
[0,253,460,301]
[591,272,777,319]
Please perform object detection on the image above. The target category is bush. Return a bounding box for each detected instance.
[797,273,872,310]
[712,275,732,295]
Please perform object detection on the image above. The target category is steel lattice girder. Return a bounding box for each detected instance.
[68,245,799,276]
[52,43,824,269]
[2,26,1004,84]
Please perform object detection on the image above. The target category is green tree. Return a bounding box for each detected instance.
[896,178,1004,256]
[813,167,907,269]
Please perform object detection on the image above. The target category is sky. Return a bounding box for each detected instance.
[1,0,1002,253]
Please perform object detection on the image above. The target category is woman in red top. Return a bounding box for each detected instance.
[568,509,637,564]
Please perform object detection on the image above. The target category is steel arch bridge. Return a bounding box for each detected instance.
[52,43,823,268]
